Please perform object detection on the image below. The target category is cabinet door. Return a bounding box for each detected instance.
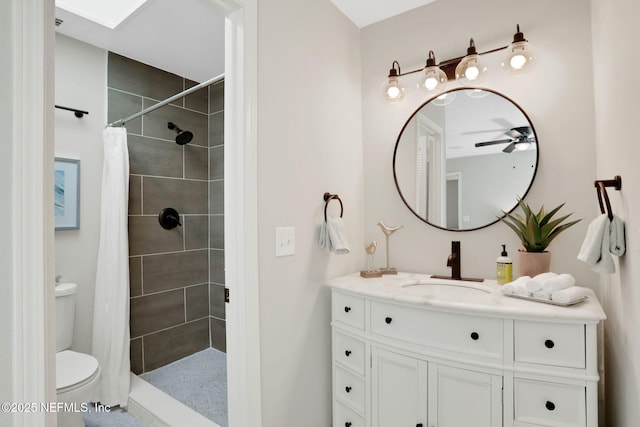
[372,347,428,427]
[428,364,502,427]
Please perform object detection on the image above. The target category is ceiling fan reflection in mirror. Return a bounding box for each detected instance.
[474,126,535,153]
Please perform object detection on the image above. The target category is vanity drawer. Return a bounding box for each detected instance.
[514,378,586,426]
[332,292,365,330]
[334,401,365,427]
[515,321,585,368]
[334,331,366,375]
[335,366,365,414]
[370,301,503,359]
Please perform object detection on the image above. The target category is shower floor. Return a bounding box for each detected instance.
[141,348,228,427]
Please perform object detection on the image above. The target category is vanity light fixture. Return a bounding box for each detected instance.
[382,25,534,102]
[501,24,534,74]
[455,39,487,85]
[419,51,448,92]
[382,61,405,102]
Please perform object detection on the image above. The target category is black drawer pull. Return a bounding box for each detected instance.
[345,423,352,427]
[344,306,351,313]
[470,332,479,340]
[345,350,352,357]
[545,401,556,411]
[545,339,555,349]
[416,424,423,427]
[345,386,352,393]
[385,317,393,324]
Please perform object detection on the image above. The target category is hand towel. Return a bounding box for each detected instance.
[525,272,557,294]
[532,290,551,300]
[501,276,531,295]
[577,214,615,274]
[610,215,626,256]
[551,286,588,304]
[542,273,575,293]
[322,217,351,254]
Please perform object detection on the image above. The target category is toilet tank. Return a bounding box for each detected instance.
[55,282,77,352]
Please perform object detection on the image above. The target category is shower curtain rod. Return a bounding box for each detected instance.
[107,73,225,127]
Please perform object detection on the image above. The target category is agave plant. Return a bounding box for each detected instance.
[501,199,581,252]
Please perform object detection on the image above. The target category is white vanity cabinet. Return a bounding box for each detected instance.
[329,273,606,427]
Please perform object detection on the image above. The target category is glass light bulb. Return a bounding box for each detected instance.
[455,54,486,86]
[515,141,529,151]
[502,41,534,75]
[419,65,447,93]
[381,76,404,102]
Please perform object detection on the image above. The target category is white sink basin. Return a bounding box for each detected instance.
[399,280,491,298]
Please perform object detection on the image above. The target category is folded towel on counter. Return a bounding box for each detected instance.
[532,290,551,300]
[551,286,588,304]
[578,214,615,274]
[542,273,575,293]
[513,282,530,297]
[501,276,531,295]
[525,272,557,294]
[319,217,351,254]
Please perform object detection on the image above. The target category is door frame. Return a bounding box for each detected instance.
[10,0,263,425]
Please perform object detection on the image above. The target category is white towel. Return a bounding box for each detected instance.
[319,217,351,254]
[525,272,557,294]
[542,273,575,293]
[513,282,530,297]
[577,214,615,274]
[610,215,626,256]
[551,286,588,304]
[532,290,551,300]
[501,275,531,295]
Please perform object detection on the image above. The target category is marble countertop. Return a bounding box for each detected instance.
[327,272,607,323]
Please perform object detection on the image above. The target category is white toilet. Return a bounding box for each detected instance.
[55,282,102,427]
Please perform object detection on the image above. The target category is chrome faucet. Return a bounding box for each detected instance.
[432,241,484,282]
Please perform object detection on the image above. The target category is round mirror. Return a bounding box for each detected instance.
[393,88,538,231]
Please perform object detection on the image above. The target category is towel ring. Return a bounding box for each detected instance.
[594,175,621,221]
[323,192,343,222]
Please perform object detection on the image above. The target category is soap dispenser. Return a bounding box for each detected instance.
[496,244,512,284]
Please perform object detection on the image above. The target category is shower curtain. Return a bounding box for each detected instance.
[92,126,130,407]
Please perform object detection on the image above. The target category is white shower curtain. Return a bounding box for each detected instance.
[92,126,130,407]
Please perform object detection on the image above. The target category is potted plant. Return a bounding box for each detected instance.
[501,199,581,277]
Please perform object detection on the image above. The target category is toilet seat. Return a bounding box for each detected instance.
[56,350,100,394]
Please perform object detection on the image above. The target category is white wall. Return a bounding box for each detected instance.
[256,0,364,425]
[54,34,107,353]
[361,0,598,284]
[591,0,640,424]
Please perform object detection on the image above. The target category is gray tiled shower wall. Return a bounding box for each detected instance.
[107,53,225,374]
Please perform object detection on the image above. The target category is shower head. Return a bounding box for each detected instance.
[167,122,193,145]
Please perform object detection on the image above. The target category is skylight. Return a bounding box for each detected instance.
[56,0,151,29]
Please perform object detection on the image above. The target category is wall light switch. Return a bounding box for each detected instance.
[275,227,295,257]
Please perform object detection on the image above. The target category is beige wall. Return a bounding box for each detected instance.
[361,0,598,284]
[256,0,364,425]
[591,0,640,424]
[54,34,107,354]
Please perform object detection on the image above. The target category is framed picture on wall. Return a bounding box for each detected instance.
[54,157,80,231]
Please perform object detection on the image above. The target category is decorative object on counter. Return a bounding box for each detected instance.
[361,241,383,278]
[577,176,625,274]
[377,221,403,274]
[319,192,351,254]
[431,240,484,282]
[500,198,581,277]
[501,273,587,306]
[496,244,512,284]
[158,207,182,230]
[382,25,534,102]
